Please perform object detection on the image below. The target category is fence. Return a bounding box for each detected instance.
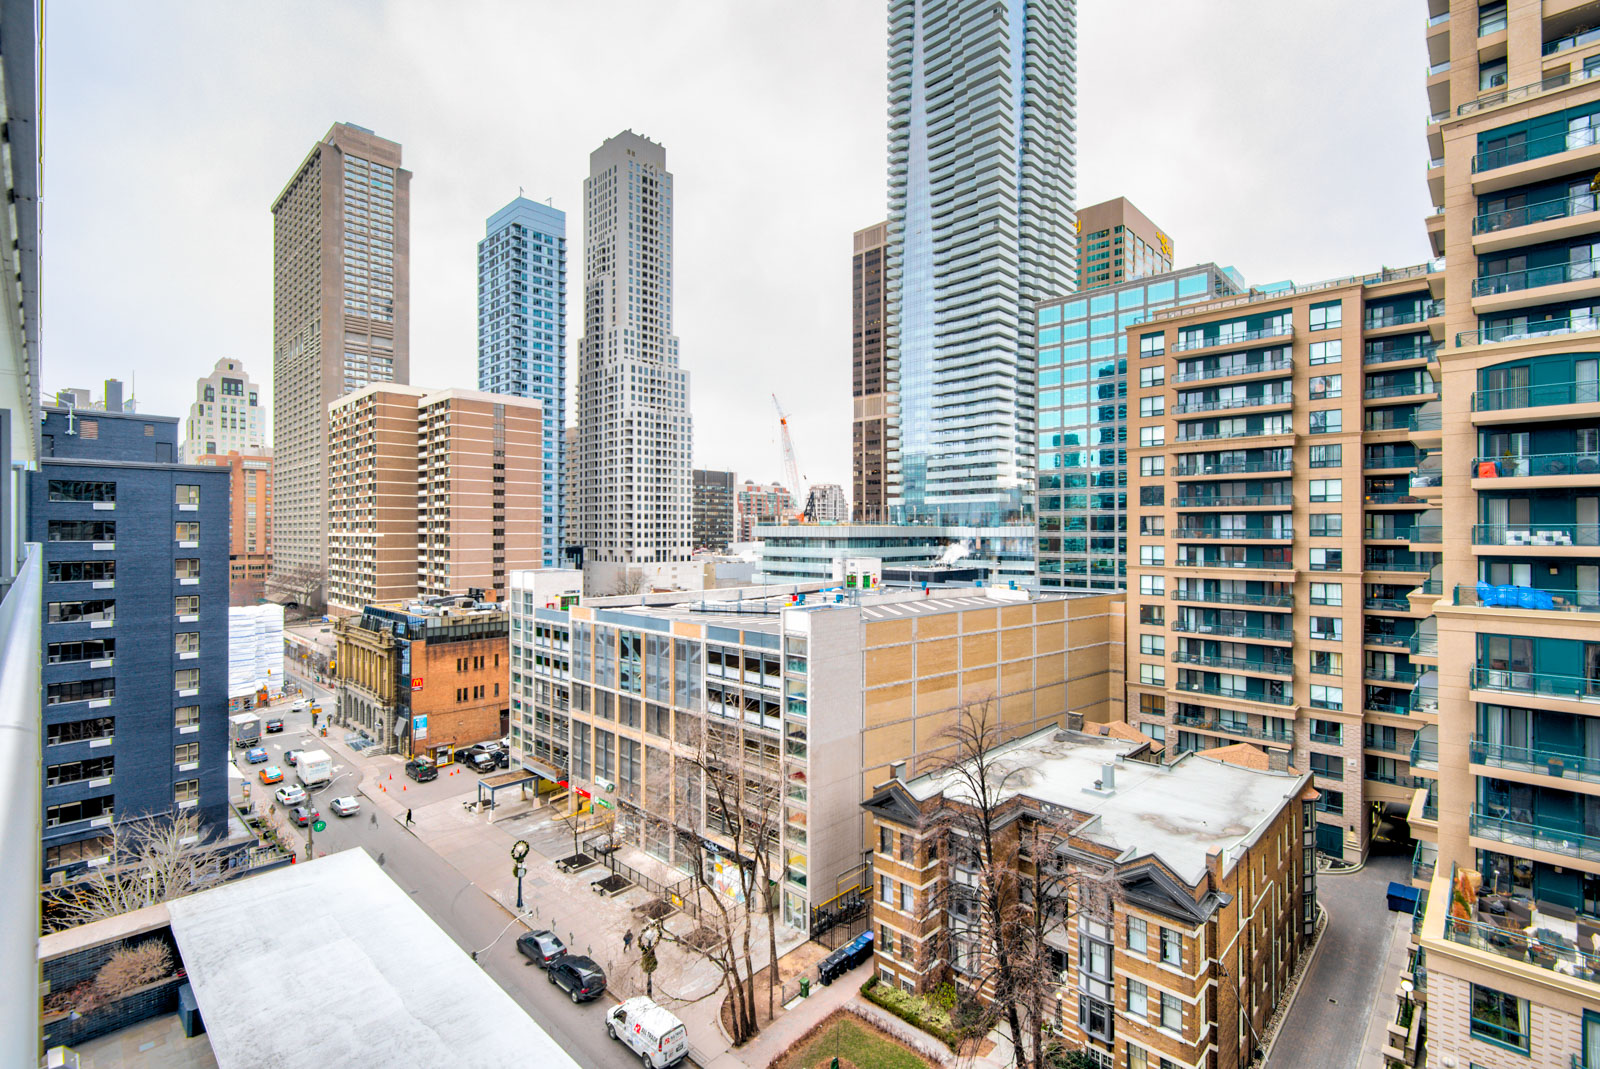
[811,884,870,950]
[583,835,702,921]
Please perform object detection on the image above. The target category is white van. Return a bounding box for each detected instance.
[606,997,688,1068]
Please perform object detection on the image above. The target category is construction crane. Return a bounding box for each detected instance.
[772,393,806,521]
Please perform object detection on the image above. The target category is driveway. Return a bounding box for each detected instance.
[1265,843,1409,1069]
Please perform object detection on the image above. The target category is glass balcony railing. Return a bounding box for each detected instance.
[1412,840,1437,883]
[1366,633,1414,650]
[1364,344,1439,366]
[1411,633,1439,656]
[1175,528,1294,541]
[1474,259,1600,298]
[1364,491,1426,505]
[1412,525,1443,543]
[1474,451,1600,478]
[1365,596,1414,611]
[1173,678,1293,706]
[1364,448,1420,469]
[1472,523,1600,546]
[1172,324,1293,353]
[1172,650,1294,675]
[1171,393,1293,415]
[1365,380,1438,400]
[1171,353,1293,384]
[1366,665,1420,685]
[1175,557,1291,571]
[1172,620,1294,642]
[1545,25,1600,55]
[1475,190,1600,234]
[1411,688,1440,715]
[1471,806,1600,863]
[1410,734,1439,770]
[1474,379,1600,411]
[1366,303,1445,329]
[1457,313,1600,346]
[1171,588,1293,608]
[1172,713,1294,744]
[1175,493,1292,508]
[1176,427,1288,443]
[1471,665,1600,700]
[1471,736,1600,784]
[1365,526,1419,541]
[1462,66,1600,120]
[1173,458,1292,477]
[1458,583,1600,613]
[1445,911,1600,979]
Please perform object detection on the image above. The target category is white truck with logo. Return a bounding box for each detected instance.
[296,748,333,788]
[606,997,688,1067]
[229,713,261,748]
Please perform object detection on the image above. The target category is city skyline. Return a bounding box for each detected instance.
[42,1,1430,495]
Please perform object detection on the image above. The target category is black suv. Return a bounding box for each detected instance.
[548,955,606,1002]
[516,929,566,968]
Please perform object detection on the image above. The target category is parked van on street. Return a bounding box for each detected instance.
[605,998,688,1067]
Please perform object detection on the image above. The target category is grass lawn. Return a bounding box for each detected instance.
[771,1012,931,1069]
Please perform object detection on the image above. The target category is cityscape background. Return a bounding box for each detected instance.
[43,0,1430,493]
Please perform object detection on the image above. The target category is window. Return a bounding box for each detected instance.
[1160,991,1182,1032]
[175,632,200,653]
[1478,2,1507,36]
[1139,575,1165,596]
[1309,375,1342,399]
[48,560,115,583]
[1139,694,1165,717]
[175,779,199,803]
[47,797,113,827]
[47,717,113,745]
[1160,927,1182,965]
[175,705,199,728]
[1310,651,1342,676]
[175,485,200,505]
[1310,582,1342,607]
[1127,916,1148,954]
[175,559,200,579]
[1141,515,1165,536]
[1127,978,1148,1017]
[1140,426,1165,447]
[1140,456,1165,477]
[1310,684,1344,711]
[900,882,913,911]
[1140,365,1165,388]
[175,521,200,541]
[175,742,199,764]
[46,836,112,869]
[1309,339,1342,365]
[1140,545,1165,566]
[1311,719,1342,744]
[47,479,116,502]
[1309,513,1342,537]
[1139,396,1165,418]
[1310,616,1342,641]
[1309,444,1342,468]
[1309,410,1342,435]
[1310,548,1342,571]
[175,595,199,615]
[1140,333,1165,359]
[1139,485,1165,507]
[1309,302,1342,331]
[1138,604,1165,626]
[48,520,115,543]
[1310,752,1342,779]
[1139,664,1166,686]
[1139,634,1165,656]
[175,668,200,691]
[1469,984,1528,1051]
[46,679,113,705]
[1309,479,1342,502]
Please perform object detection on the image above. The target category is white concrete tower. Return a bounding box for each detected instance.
[181,357,267,463]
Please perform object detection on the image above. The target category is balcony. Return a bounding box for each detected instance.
[1471,665,1600,702]
[1473,452,1600,479]
[1474,259,1600,304]
[1366,305,1444,330]
[1171,352,1293,384]
[1364,343,1439,367]
[1471,806,1600,864]
[1471,736,1600,785]
[1364,491,1427,505]
[1172,650,1294,675]
[1172,712,1294,744]
[1366,665,1420,685]
[1473,379,1600,414]
[1175,527,1294,541]
[1472,523,1600,547]
[1171,588,1293,608]
[1173,678,1293,706]
[1175,557,1292,571]
[1173,457,1292,477]
[1457,313,1600,346]
[1461,65,1600,119]
[1365,596,1414,611]
[1174,493,1292,508]
[1171,393,1293,415]
[1172,324,1293,353]
[1365,380,1438,401]
[1364,447,1420,470]
[1442,907,1600,982]
[1475,189,1600,246]
[1366,632,1414,651]
[1410,733,1438,771]
[1412,840,1437,884]
[1172,620,1294,642]
[1175,426,1290,443]
[1458,583,1600,613]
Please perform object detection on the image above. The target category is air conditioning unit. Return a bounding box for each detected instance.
[46,1048,81,1069]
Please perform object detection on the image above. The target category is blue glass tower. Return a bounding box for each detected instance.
[478,198,567,567]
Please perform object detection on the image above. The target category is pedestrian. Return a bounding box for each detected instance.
[623,929,634,953]
[405,808,413,827]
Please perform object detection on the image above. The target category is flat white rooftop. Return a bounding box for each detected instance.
[904,729,1310,885]
[166,849,580,1069]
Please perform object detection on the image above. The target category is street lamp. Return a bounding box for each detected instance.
[512,839,530,909]
[303,769,357,860]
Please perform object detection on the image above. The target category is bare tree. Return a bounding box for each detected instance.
[552,795,609,863]
[47,813,227,932]
[925,701,1117,1069]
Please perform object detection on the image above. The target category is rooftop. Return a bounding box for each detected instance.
[902,727,1311,885]
[166,850,580,1069]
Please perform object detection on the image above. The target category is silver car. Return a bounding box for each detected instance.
[330,795,360,817]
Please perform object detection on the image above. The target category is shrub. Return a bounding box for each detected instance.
[859,974,960,1051]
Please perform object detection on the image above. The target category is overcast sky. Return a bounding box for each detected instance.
[42,1,1430,495]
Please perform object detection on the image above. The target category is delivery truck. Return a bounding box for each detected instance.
[296,748,333,788]
[229,713,261,748]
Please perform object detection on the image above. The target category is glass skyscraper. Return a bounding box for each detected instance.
[885,0,1078,526]
[478,197,567,568]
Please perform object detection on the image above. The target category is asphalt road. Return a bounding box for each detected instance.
[256,670,653,1069]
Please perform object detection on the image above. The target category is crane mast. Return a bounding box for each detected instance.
[772,393,804,521]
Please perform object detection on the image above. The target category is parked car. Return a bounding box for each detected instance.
[244,747,268,764]
[468,751,497,774]
[330,796,360,817]
[405,757,438,783]
[491,748,510,768]
[455,744,487,765]
[817,931,874,985]
[259,765,284,785]
[289,805,320,827]
[264,717,285,734]
[548,955,606,1003]
[607,997,689,1068]
[284,750,301,766]
[516,929,566,968]
[274,785,307,807]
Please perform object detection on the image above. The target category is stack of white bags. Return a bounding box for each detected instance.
[228,604,285,698]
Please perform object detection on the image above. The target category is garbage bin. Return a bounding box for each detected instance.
[799,977,810,998]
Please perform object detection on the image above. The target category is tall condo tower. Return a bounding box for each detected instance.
[575,131,692,565]
[885,0,1077,524]
[269,123,410,608]
[478,197,568,568]
[852,222,889,522]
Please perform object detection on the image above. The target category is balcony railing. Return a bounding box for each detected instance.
[1172,588,1293,608]
[1366,770,1416,788]
[1475,190,1600,234]
[1458,583,1600,613]
[1457,313,1600,346]
[1175,557,1291,571]
[1471,806,1600,863]
[1366,303,1444,329]
[1176,427,1288,443]
[1171,353,1293,384]
[1172,324,1293,353]
[1365,596,1414,611]
[1365,527,1419,542]
[1471,665,1600,700]
[1366,633,1413,650]
[1474,259,1600,298]
[1366,665,1420,685]
[1364,344,1438,366]
[1475,379,1600,412]
[1412,841,1436,883]
[1364,449,1419,470]
[1364,491,1426,505]
[1461,66,1600,120]
[1171,393,1293,415]
[1173,458,1291,477]
[1471,736,1600,784]
[1411,633,1439,656]
[1172,620,1294,642]
[1174,678,1293,706]
[1410,734,1438,769]
[1546,25,1600,54]
[1445,909,1600,984]
[1472,523,1600,547]
[1365,380,1437,401]
[1175,528,1294,541]
[1172,713,1294,744]
[1175,494,1292,508]
[1172,650,1294,675]
[1475,451,1600,478]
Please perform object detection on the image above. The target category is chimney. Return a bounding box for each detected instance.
[1268,748,1290,773]
[1066,711,1084,732]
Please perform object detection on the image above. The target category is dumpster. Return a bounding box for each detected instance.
[1386,881,1420,914]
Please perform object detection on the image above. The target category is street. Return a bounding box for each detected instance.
[246,667,654,1069]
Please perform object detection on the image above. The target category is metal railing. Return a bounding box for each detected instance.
[1173,678,1293,706]
[1365,633,1414,650]
[1175,528,1294,541]
[1471,665,1600,700]
[1175,557,1292,571]
[0,546,41,1068]
[1365,380,1438,400]
[1364,344,1438,366]
[1172,713,1293,743]
[1472,522,1600,546]
[1171,588,1293,608]
[1457,583,1600,613]
[582,835,702,921]
[1545,25,1600,55]
[1474,380,1600,411]
[1364,449,1419,470]
[1474,259,1600,298]
[1171,650,1294,675]
[1367,698,1410,716]
[1475,451,1600,478]
[1174,493,1292,508]
[1175,427,1290,443]
[1366,303,1445,330]
[1173,621,1293,642]
[1365,665,1420,685]
[1364,491,1427,505]
[1171,393,1293,414]
[1471,736,1600,784]
[1471,806,1600,862]
[1458,314,1600,346]
[1475,190,1600,234]
[1365,527,1418,542]
[1173,457,1291,477]
[1461,65,1600,118]
[1171,353,1292,384]
[1411,841,1436,883]
[1365,596,1414,611]
[1171,324,1293,353]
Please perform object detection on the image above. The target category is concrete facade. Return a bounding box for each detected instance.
[1076,197,1175,292]
[269,123,410,609]
[193,450,271,606]
[31,408,231,881]
[737,480,796,543]
[179,358,265,464]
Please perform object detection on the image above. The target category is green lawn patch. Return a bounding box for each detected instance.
[771,1011,932,1069]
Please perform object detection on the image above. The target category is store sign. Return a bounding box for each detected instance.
[413,715,428,740]
[411,677,424,691]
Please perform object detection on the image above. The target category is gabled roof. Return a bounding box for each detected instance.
[1117,860,1232,925]
[862,780,926,828]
